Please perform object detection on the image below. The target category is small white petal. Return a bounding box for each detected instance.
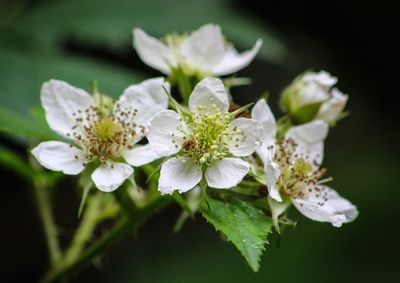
[251,99,277,141]
[133,28,177,75]
[188,77,229,114]
[180,24,225,72]
[31,141,86,175]
[147,110,187,156]
[116,77,169,137]
[303,71,337,88]
[227,118,265,157]
[264,158,282,202]
[91,162,133,192]
[292,186,358,227]
[316,88,348,123]
[205,158,249,189]
[41,80,94,139]
[123,144,162,167]
[212,39,262,76]
[158,157,202,195]
[285,120,328,165]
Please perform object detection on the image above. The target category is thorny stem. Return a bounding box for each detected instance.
[41,195,172,283]
[33,175,63,269]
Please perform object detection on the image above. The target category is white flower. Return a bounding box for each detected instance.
[31,78,169,192]
[282,70,348,124]
[147,77,265,194]
[252,99,358,227]
[133,23,262,77]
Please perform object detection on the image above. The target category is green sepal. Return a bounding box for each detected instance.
[172,192,194,217]
[267,196,291,233]
[78,168,94,218]
[290,101,324,124]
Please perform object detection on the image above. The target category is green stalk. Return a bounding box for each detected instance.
[41,195,171,283]
[62,193,103,266]
[33,175,63,269]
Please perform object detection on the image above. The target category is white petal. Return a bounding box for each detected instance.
[292,186,358,227]
[251,99,276,140]
[41,80,94,139]
[123,144,162,167]
[285,120,328,165]
[133,28,177,75]
[180,24,225,72]
[264,158,282,202]
[31,141,86,175]
[212,39,262,76]
[316,88,348,123]
[205,158,249,189]
[227,118,265,157]
[147,110,187,156]
[255,137,276,163]
[303,71,337,88]
[158,157,202,195]
[188,77,229,114]
[116,77,169,136]
[91,161,133,192]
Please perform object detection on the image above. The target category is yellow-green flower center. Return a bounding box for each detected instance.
[96,117,119,141]
[69,101,141,162]
[181,105,237,165]
[274,139,325,199]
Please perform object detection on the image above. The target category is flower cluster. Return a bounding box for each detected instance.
[252,99,357,227]
[32,22,358,254]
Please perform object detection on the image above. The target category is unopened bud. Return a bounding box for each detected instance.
[281,71,346,124]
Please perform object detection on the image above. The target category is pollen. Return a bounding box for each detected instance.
[96,118,119,141]
[181,104,237,165]
[68,100,141,162]
[274,138,327,200]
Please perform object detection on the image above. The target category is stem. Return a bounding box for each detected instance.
[33,176,63,269]
[63,193,103,266]
[41,195,171,283]
[170,67,192,104]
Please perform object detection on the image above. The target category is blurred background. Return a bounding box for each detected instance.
[0,0,398,282]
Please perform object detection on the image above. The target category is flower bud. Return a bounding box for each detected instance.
[315,88,348,125]
[281,71,347,124]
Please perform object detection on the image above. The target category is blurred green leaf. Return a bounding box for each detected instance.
[10,0,286,63]
[0,106,57,140]
[0,46,144,140]
[0,145,33,180]
[200,196,273,272]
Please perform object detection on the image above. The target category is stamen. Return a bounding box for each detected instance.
[68,103,142,162]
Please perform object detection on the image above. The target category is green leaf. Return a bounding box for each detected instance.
[199,196,273,271]
[9,0,286,63]
[0,145,34,180]
[0,106,57,140]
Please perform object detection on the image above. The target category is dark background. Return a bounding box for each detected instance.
[0,0,398,282]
